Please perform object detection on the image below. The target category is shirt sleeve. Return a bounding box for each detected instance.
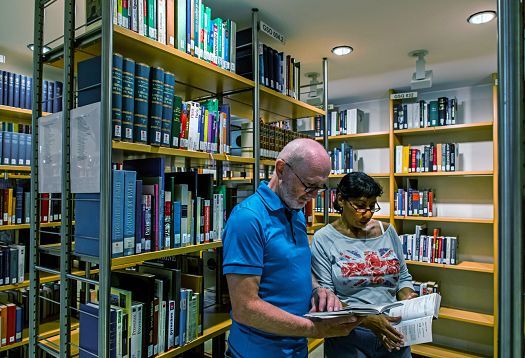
[310,231,336,293]
[222,207,265,276]
[389,227,415,292]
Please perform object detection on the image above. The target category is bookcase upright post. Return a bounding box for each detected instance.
[28,1,45,356]
[322,58,329,223]
[252,8,260,189]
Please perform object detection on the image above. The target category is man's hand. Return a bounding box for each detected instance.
[363,315,404,352]
[397,288,418,301]
[307,315,365,338]
[310,287,343,312]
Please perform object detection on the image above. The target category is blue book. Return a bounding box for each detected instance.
[54,81,63,112]
[74,193,100,257]
[25,77,32,110]
[10,132,19,165]
[121,57,135,142]
[112,53,123,140]
[133,62,150,144]
[134,180,143,253]
[123,170,136,256]
[17,133,25,166]
[14,74,20,108]
[148,67,164,146]
[15,306,23,342]
[79,303,117,358]
[19,75,26,109]
[3,131,12,165]
[25,134,31,166]
[1,72,8,106]
[112,170,125,258]
[186,0,191,53]
[172,201,181,248]
[42,79,48,112]
[123,157,165,252]
[0,71,3,105]
[7,72,15,107]
[161,72,175,147]
[179,289,188,346]
[48,81,55,112]
[15,186,23,224]
[77,56,101,106]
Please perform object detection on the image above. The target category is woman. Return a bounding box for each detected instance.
[311,172,417,358]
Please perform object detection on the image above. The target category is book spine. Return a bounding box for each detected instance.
[176,0,186,51]
[147,0,157,40]
[161,72,175,147]
[157,0,166,44]
[112,170,125,258]
[133,62,150,143]
[171,96,182,148]
[149,67,164,145]
[123,171,137,256]
[112,53,124,140]
[166,0,175,46]
[10,132,18,165]
[121,57,136,142]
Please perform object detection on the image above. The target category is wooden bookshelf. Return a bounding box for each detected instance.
[315,212,390,220]
[0,319,79,352]
[406,260,494,274]
[394,121,493,137]
[315,130,390,143]
[5,174,31,179]
[0,221,63,232]
[0,165,31,172]
[411,343,482,358]
[307,338,325,352]
[439,307,494,327]
[330,172,390,179]
[394,171,493,177]
[394,216,493,224]
[112,141,255,164]
[307,223,326,235]
[260,159,276,166]
[0,105,50,125]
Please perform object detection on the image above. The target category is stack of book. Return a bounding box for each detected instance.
[236,28,301,99]
[75,158,226,258]
[79,55,232,152]
[400,226,458,265]
[393,97,457,129]
[0,303,23,348]
[315,109,366,137]
[112,0,236,72]
[0,244,24,286]
[260,122,311,160]
[394,188,434,217]
[395,143,458,173]
[315,189,337,214]
[1,131,32,168]
[0,71,62,113]
[329,143,357,174]
[412,280,440,296]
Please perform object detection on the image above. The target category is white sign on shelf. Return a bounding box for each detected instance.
[70,102,101,193]
[390,92,418,100]
[38,112,63,193]
[259,20,285,44]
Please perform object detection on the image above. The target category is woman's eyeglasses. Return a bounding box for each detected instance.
[284,161,328,194]
[347,201,381,214]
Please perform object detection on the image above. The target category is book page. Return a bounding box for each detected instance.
[38,112,63,194]
[393,316,433,346]
[305,301,403,319]
[388,293,440,321]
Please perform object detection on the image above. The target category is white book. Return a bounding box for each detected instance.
[305,301,404,319]
[159,301,166,353]
[135,304,143,358]
[395,146,403,173]
[157,0,166,44]
[115,307,123,358]
[131,0,138,32]
[407,104,413,129]
[15,245,24,283]
[348,109,359,134]
[331,112,337,136]
[138,0,145,36]
[168,300,176,349]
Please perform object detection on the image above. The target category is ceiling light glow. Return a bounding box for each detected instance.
[331,46,353,56]
[467,11,496,24]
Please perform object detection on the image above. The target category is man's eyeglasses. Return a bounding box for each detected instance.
[347,201,381,214]
[284,161,328,194]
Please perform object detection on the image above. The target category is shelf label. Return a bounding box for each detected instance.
[390,92,418,100]
[259,21,285,44]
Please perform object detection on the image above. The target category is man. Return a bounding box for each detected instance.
[223,139,362,357]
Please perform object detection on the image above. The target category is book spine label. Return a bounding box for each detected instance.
[112,170,125,258]
[149,67,164,145]
[121,58,136,142]
[134,63,150,143]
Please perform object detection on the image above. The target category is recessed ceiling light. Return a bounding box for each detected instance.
[27,44,52,54]
[467,10,496,24]
[331,46,353,56]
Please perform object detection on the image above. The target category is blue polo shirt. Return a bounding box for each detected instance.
[223,182,312,357]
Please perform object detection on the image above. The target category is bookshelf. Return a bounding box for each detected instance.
[0,104,50,125]
[312,79,499,356]
[29,4,326,357]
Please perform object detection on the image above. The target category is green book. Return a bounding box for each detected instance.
[148,0,157,40]
[429,100,439,127]
[175,0,186,51]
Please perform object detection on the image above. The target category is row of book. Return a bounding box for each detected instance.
[394,188,435,217]
[395,144,458,173]
[1,132,32,167]
[329,144,358,174]
[236,29,301,99]
[412,280,440,296]
[80,55,232,152]
[79,262,206,357]
[400,228,458,265]
[0,244,24,286]
[0,71,63,113]
[315,189,337,213]
[393,97,458,130]
[75,158,226,258]
[0,303,23,348]
[0,185,31,226]
[315,109,366,137]
[112,0,237,72]
[260,122,311,160]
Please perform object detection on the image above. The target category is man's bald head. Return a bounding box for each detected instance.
[277,138,331,176]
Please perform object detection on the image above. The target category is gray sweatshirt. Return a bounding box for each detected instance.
[311,222,414,305]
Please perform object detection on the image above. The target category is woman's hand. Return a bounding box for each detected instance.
[363,315,404,352]
[397,287,418,301]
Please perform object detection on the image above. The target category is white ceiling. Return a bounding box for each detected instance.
[0,0,498,104]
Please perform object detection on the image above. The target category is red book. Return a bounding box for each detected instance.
[305,199,314,227]
[40,193,50,223]
[2,189,8,225]
[164,195,172,248]
[0,305,6,346]
[6,304,15,345]
[179,106,189,149]
[412,191,420,216]
[203,199,211,243]
[153,297,159,353]
[428,191,434,217]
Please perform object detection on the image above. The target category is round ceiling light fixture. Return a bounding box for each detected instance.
[467,10,496,24]
[331,45,353,56]
[27,43,52,54]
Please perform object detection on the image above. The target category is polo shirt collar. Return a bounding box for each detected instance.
[256,181,286,212]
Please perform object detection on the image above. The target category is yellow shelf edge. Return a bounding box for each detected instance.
[406,260,494,273]
[315,130,390,141]
[394,216,493,224]
[439,307,494,327]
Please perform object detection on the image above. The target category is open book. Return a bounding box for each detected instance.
[390,293,441,346]
[304,301,404,319]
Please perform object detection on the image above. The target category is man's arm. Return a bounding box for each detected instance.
[227,273,363,338]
